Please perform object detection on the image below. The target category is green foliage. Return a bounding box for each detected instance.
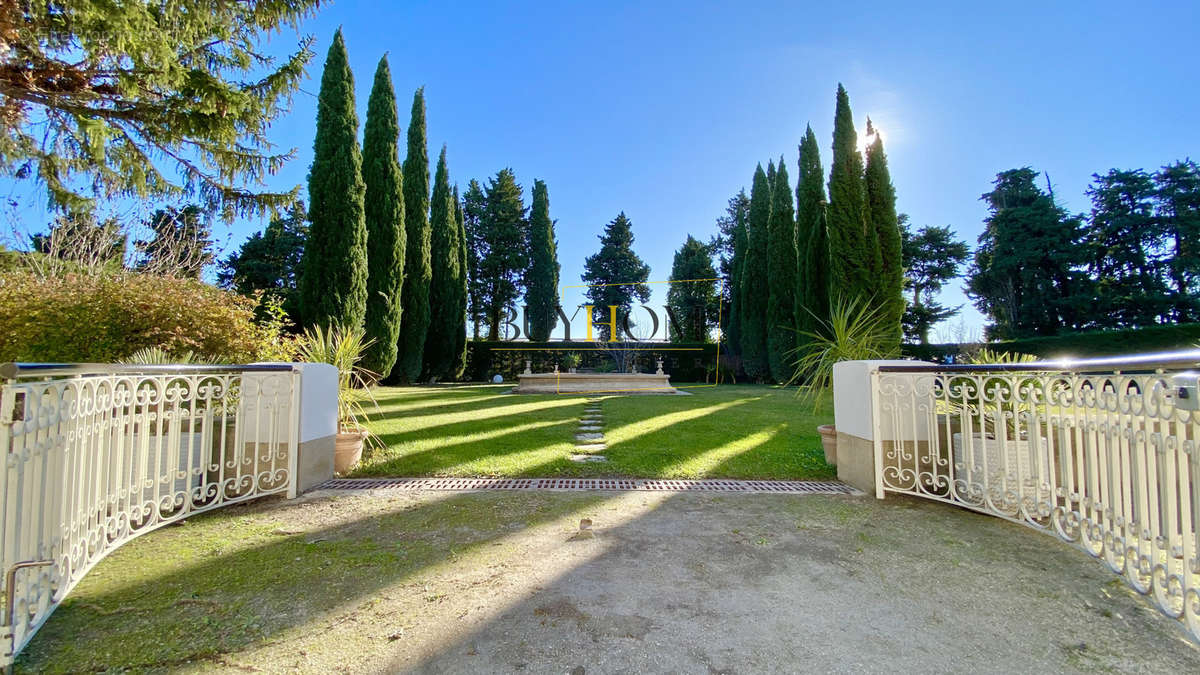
[396,88,432,382]
[581,212,651,339]
[452,186,469,379]
[900,217,969,343]
[966,168,1088,339]
[716,190,750,355]
[424,147,462,380]
[295,324,378,433]
[788,297,900,404]
[121,346,219,365]
[478,169,528,338]
[0,270,291,363]
[1156,160,1200,321]
[218,203,307,321]
[525,179,560,341]
[298,29,368,331]
[863,121,904,349]
[666,235,718,342]
[766,157,797,381]
[827,84,871,303]
[0,0,321,217]
[740,165,771,381]
[461,179,488,338]
[964,347,1038,365]
[361,56,406,378]
[135,205,215,278]
[902,323,1200,362]
[795,125,830,349]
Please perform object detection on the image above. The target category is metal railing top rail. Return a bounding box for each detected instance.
[0,362,298,380]
[874,348,1200,374]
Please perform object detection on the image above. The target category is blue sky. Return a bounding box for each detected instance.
[5,0,1199,340]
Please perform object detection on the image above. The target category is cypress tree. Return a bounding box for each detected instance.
[766,156,797,382]
[361,55,405,377]
[767,160,777,195]
[298,29,367,330]
[740,164,771,381]
[795,125,831,342]
[479,169,528,338]
[395,87,431,382]
[864,119,904,347]
[827,83,870,304]
[452,186,469,379]
[725,190,750,356]
[424,146,460,380]
[525,179,560,341]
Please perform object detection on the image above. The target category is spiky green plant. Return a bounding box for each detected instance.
[787,297,900,405]
[122,346,220,365]
[296,324,379,436]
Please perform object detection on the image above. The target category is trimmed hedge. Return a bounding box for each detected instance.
[0,271,295,363]
[902,323,1200,363]
[465,340,723,383]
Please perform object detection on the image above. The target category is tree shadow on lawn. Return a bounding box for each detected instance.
[15,491,608,674]
[592,389,834,480]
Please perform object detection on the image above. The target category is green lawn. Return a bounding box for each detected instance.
[353,384,835,480]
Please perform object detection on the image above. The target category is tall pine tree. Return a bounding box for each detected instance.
[525,179,560,341]
[666,235,718,342]
[719,191,750,356]
[395,87,431,382]
[479,169,528,338]
[795,125,830,343]
[424,146,460,380]
[766,156,797,382]
[581,212,651,339]
[740,164,771,381]
[452,186,469,378]
[461,180,488,338]
[864,119,904,348]
[827,83,870,305]
[361,55,405,377]
[1156,160,1200,322]
[298,29,367,331]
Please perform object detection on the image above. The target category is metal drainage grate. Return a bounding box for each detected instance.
[311,477,861,495]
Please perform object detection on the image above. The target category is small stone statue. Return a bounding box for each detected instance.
[553,364,559,374]
[523,359,532,375]
[655,358,664,375]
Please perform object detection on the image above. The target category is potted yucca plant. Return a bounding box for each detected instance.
[787,297,900,465]
[296,324,379,474]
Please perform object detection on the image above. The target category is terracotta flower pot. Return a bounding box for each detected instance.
[817,424,837,466]
[334,429,367,474]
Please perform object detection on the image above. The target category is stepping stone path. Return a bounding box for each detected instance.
[569,398,608,462]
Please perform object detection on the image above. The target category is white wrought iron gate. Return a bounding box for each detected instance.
[0,363,300,665]
[870,351,1200,642]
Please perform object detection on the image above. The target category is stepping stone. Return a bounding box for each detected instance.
[578,424,602,432]
[569,454,608,463]
[574,443,607,453]
[575,432,604,441]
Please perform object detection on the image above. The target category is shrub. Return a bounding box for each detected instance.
[0,270,294,363]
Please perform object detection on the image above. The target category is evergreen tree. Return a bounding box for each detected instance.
[666,235,719,342]
[863,119,904,348]
[581,212,651,340]
[218,202,307,320]
[766,156,797,382]
[452,186,469,378]
[298,29,367,330]
[2,0,322,216]
[479,169,528,338]
[716,191,750,355]
[525,179,560,341]
[461,179,488,338]
[1155,160,1200,322]
[966,168,1088,339]
[1085,169,1172,327]
[767,160,777,195]
[135,204,215,277]
[395,88,431,381]
[424,146,460,379]
[361,56,406,377]
[740,165,771,381]
[795,126,830,344]
[900,217,969,343]
[827,83,870,304]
